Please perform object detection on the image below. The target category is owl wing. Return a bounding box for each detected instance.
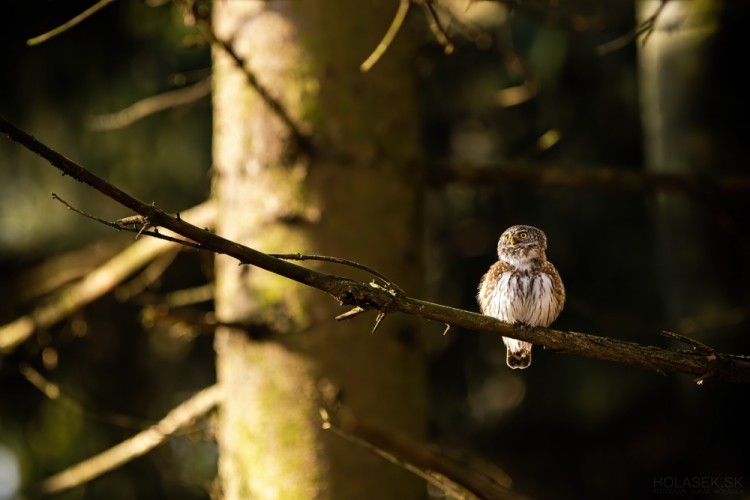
[540,260,566,309]
[477,261,514,314]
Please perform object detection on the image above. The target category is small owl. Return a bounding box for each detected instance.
[478,225,565,369]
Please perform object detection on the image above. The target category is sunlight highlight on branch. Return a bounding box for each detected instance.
[27,0,117,46]
[38,385,222,495]
[361,0,411,72]
[89,78,211,131]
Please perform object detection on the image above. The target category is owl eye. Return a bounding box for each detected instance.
[519,232,528,239]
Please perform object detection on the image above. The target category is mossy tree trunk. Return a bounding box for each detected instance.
[211,1,426,498]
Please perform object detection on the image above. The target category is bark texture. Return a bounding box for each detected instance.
[211,1,426,498]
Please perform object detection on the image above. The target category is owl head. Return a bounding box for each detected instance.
[497,225,548,264]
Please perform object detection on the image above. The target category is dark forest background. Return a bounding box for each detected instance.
[1,1,749,499]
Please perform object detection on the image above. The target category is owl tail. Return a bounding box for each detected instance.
[504,338,532,369]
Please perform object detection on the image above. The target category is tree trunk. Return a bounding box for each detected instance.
[638,0,722,327]
[211,1,426,498]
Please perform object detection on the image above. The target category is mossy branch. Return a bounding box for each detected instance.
[2,115,750,383]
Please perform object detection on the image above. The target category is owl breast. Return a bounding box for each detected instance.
[485,270,560,327]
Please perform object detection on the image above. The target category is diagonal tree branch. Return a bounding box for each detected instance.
[36,384,222,496]
[597,0,670,55]
[361,0,412,72]
[431,162,750,194]
[89,77,212,131]
[2,115,750,383]
[321,404,522,500]
[21,364,152,430]
[190,10,314,156]
[27,0,117,46]
[0,200,215,351]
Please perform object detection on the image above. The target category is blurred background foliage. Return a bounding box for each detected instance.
[1,0,749,499]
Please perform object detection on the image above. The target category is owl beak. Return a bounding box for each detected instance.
[508,235,516,245]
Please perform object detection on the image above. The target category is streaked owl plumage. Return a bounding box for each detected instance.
[477,225,565,369]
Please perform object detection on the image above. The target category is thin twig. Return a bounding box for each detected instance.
[89,77,212,131]
[52,193,135,230]
[335,306,367,321]
[320,406,521,499]
[419,0,455,55]
[27,0,117,46]
[361,0,411,72]
[597,0,670,55]
[0,196,215,351]
[436,1,491,49]
[660,330,715,356]
[325,420,480,499]
[115,247,182,301]
[660,331,719,384]
[52,194,204,249]
[372,312,386,334]
[38,384,222,496]
[161,283,215,308]
[270,253,405,296]
[195,20,314,155]
[20,364,151,430]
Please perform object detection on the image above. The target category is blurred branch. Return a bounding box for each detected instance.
[27,0,116,46]
[321,405,522,500]
[491,24,541,108]
[37,384,222,496]
[418,0,455,54]
[597,0,670,55]
[188,7,314,156]
[89,77,211,131]
[18,241,123,302]
[435,163,749,248]
[479,0,607,33]
[139,304,279,339]
[157,284,215,308]
[114,246,182,300]
[3,115,750,383]
[0,198,215,352]
[20,364,152,430]
[495,75,540,108]
[361,0,411,72]
[361,0,457,73]
[431,162,750,195]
